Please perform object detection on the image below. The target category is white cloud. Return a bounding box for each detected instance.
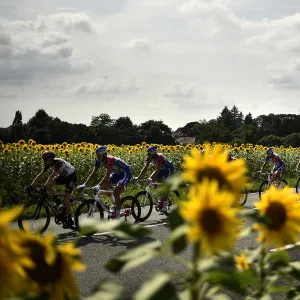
[125,38,151,49]
[164,82,195,99]
[73,76,144,95]
[0,13,96,82]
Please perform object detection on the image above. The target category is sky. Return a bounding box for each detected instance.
[1,0,300,131]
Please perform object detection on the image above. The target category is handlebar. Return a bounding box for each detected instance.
[133,178,162,187]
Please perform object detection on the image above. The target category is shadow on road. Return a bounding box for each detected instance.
[75,234,157,249]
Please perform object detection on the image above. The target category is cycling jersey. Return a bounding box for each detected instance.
[44,158,75,177]
[95,155,130,174]
[146,153,173,170]
[265,153,285,169]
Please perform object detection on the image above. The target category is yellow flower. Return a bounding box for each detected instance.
[179,180,241,256]
[254,186,300,248]
[20,233,85,300]
[0,204,34,299]
[181,144,249,195]
[235,253,249,270]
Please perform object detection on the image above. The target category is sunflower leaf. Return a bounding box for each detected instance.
[203,269,258,295]
[266,250,290,268]
[164,224,188,254]
[85,281,124,300]
[133,271,179,300]
[168,208,185,230]
[79,219,151,239]
[105,240,161,273]
[157,174,182,197]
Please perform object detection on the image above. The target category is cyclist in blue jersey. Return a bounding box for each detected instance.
[134,146,174,214]
[77,145,131,219]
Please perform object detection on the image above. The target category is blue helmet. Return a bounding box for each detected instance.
[147,146,158,154]
[95,145,108,155]
[266,147,274,155]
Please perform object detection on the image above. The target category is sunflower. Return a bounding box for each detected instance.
[235,253,249,270]
[181,144,249,195]
[20,233,85,300]
[254,186,300,248]
[179,180,241,256]
[0,204,34,299]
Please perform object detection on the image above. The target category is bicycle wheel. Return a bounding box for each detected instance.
[164,190,180,216]
[259,181,269,200]
[296,177,300,194]
[18,202,51,234]
[237,187,248,206]
[75,199,104,232]
[120,196,141,224]
[133,191,153,222]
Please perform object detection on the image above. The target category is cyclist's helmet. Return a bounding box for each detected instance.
[42,151,55,160]
[266,147,274,156]
[147,146,158,155]
[95,145,108,155]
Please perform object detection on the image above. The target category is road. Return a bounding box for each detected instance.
[11,191,300,299]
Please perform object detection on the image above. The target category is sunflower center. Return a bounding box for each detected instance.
[199,209,222,235]
[265,202,287,231]
[23,241,63,285]
[197,167,229,190]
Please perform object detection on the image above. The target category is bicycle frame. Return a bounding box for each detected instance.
[136,180,163,206]
[259,172,283,188]
[81,187,130,218]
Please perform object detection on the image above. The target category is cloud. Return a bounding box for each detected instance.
[0,13,96,82]
[73,76,144,95]
[125,38,151,49]
[164,81,195,99]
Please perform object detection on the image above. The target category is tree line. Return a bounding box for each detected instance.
[1,107,300,146]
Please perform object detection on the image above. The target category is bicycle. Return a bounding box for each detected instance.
[133,179,180,222]
[74,187,141,232]
[258,171,288,200]
[237,187,248,206]
[17,186,83,234]
[296,170,300,194]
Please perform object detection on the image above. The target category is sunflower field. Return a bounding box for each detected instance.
[0,139,300,206]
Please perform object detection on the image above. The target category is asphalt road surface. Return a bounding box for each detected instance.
[11,190,300,299]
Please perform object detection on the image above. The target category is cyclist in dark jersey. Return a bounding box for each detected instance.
[135,146,174,214]
[29,151,77,228]
[77,145,131,219]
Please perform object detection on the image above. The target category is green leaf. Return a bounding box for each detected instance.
[105,240,161,273]
[133,271,179,300]
[205,286,221,297]
[266,250,290,268]
[178,289,191,300]
[245,245,264,264]
[168,208,185,231]
[258,294,272,300]
[267,285,290,293]
[79,219,151,239]
[203,269,258,295]
[157,174,182,197]
[239,226,254,239]
[207,295,231,300]
[84,281,124,300]
[238,209,271,225]
[164,224,188,254]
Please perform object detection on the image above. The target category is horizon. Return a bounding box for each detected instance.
[1,0,300,130]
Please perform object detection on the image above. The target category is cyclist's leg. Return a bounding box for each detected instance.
[63,173,77,215]
[113,170,131,219]
[45,175,56,196]
[157,169,172,213]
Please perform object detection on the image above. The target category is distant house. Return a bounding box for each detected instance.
[175,136,196,145]
[172,127,184,138]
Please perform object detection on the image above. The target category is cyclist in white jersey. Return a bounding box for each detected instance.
[29,151,77,228]
[77,145,132,219]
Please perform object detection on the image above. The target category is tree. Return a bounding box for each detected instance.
[244,113,254,125]
[11,110,24,142]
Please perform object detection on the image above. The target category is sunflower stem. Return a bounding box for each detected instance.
[257,246,267,297]
[190,242,201,300]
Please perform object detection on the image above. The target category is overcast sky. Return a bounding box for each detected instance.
[1,0,300,131]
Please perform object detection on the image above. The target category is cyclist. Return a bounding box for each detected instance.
[29,151,77,228]
[77,145,131,220]
[134,146,174,214]
[296,157,300,171]
[259,147,285,187]
[227,151,236,162]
